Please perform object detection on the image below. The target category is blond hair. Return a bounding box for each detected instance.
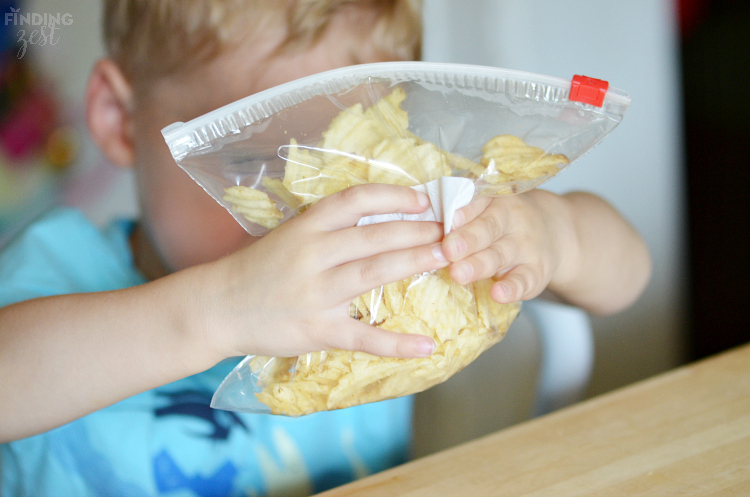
[103,0,422,82]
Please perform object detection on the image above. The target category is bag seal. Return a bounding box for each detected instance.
[161,62,631,161]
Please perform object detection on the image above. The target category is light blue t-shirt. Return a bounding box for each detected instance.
[0,208,412,497]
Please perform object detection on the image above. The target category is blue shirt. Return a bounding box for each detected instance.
[0,208,412,497]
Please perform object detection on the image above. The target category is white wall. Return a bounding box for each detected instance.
[413,0,688,455]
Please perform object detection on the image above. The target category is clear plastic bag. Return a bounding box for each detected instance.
[162,62,630,415]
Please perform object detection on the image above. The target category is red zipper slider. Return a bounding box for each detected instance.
[569,75,609,107]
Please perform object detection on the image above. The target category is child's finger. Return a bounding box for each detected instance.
[442,206,508,262]
[320,220,443,267]
[448,240,519,285]
[305,184,430,231]
[325,242,449,300]
[450,196,492,231]
[490,265,546,304]
[325,318,435,359]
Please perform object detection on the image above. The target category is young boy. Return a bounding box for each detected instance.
[0,0,650,495]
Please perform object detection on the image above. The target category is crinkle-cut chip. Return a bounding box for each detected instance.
[349,352,376,375]
[367,287,391,324]
[473,278,496,330]
[232,207,284,229]
[292,379,330,396]
[402,271,454,341]
[294,351,327,373]
[322,89,404,148]
[327,114,392,157]
[443,273,476,332]
[480,134,569,184]
[488,155,562,178]
[224,185,268,201]
[320,102,368,150]
[484,135,527,149]
[285,171,350,206]
[251,276,520,415]
[224,198,274,209]
[249,90,533,416]
[346,351,384,378]
[314,366,346,382]
[282,141,370,206]
[452,280,476,318]
[262,384,297,410]
[293,352,331,376]
[283,88,488,205]
[281,155,324,202]
[333,369,431,410]
[352,351,377,362]
[350,294,369,320]
[249,355,272,374]
[380,314,432,337]
[282,139,324,182]
[405,130,482,177]
[262,176,301,210]
[364,86,409,134]
[351,288,391,325]
[382,279,409,316]
[349,300,363,320]
[412,142,454,183]
[223,186,284,229]
[325,356,352,374]
[482,153,565,183]
[321,87,407,158]
[368,136,424,186]
[444,149,484,176]
[368,136,454,186]
[326,359,414,409]
[322,152,371,185]
[281,139,326,201]
[251,356,295,386]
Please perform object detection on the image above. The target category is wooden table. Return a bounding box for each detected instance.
[317,343,750,496]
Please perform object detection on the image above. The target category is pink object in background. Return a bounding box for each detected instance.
[0,88,57,161]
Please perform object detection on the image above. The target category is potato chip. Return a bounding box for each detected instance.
[262,177,301,210]
[252,268,520,416]
[480,134,570,183]
[282,88,465,206]
[223,186,284,229]
[282,139,369,206]
[248,90,576,416]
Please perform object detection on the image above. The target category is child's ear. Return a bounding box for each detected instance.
[85,59,135,168]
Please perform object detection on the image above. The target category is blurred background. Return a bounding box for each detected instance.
[1,0,747,458]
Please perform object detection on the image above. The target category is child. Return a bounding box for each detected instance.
[0,0,650,495]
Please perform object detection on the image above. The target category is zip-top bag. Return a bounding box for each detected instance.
[163,62,630,416]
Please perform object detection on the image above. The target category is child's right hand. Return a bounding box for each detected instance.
[0,184,445,441]
[196,184,447,362]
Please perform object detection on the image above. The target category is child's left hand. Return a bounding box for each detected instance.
[441,190,571,305]
[441,189,651,316]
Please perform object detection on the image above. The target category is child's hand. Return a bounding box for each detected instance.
[200,184,448,361]
[441,190,567,305]
[440,190,651,316]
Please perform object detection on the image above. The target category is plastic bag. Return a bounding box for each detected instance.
[162,62,630,415]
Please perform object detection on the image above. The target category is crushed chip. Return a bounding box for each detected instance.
[245,89,571,415]
[251,269,520,415]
